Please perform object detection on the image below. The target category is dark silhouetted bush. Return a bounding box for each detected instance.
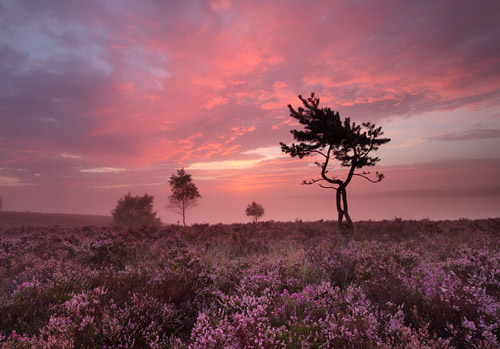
[112,193,161,227]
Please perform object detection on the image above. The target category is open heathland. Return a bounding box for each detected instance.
[0,211,112,228]
[1,219,499,347]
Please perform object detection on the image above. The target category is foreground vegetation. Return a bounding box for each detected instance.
[0,219,499,347]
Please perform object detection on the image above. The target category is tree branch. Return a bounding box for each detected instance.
[311,149,327,158]
[360,143,374,158]
[353,171,385,183]
[343,148,358,187]
[319,184,338,190]
[303,177,340,190]
[321,145,343,185]
[302,178,324,185]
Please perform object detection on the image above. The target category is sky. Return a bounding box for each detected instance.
[1,0,500,224]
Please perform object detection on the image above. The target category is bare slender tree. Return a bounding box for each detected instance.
[246,201,265,223]
[167,168,201,226]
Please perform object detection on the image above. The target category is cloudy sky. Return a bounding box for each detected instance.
[1,0,500,223]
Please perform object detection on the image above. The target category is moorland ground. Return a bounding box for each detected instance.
[1,218,499,347]
[0,211,112,228]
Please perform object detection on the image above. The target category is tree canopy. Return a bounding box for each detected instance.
[280,93,390,244]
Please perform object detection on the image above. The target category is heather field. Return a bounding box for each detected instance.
[1,219,499,348]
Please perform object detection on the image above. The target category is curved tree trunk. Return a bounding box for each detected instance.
[336,186,354,246]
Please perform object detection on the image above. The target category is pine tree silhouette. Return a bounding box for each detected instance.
[280,93,390,244]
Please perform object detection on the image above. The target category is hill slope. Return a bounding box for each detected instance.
[0,211,113,227]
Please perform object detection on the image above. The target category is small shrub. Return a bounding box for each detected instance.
[112,193,161,227]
